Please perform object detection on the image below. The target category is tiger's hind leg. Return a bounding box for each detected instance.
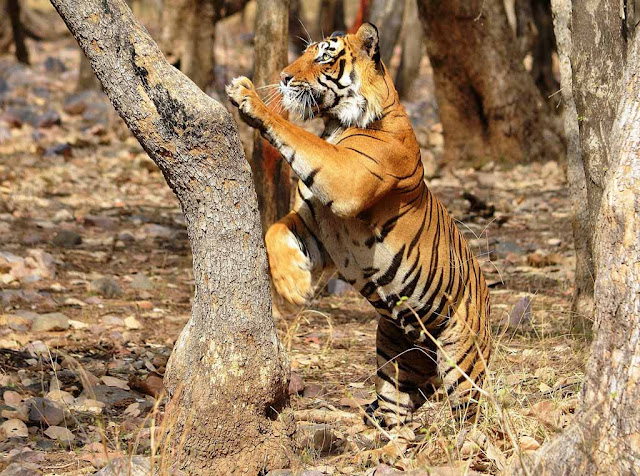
[369,318,439,428]
[436,321,491,422]
[265,210,330,306]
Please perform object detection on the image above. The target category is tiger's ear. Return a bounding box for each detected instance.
[355,23,381,66]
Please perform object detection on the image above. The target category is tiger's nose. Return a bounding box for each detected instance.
[280,72,293,86]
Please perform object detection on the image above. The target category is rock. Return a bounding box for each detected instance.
[123,315,142,329]
[27,398,65,426]
[45,390,75,406]
[94,456,150,476]
[140,224,173,239]
[500,296,532,329]
[371,464,428,476]
[303,384,325,398]
[0,419,28,438]
[83,385,138,409]
[53,209,74,222]
[288,371,304,395]
[83,215,117,230]
[130,273,153,291]
[3,106,60,129]
[69,319,89,329]
[25,340,49,356]
[492,240,523,259]
[0,463,42,476]
[44,57,67,74]
[43,425,74,443]
[1,403,29,422]
[43,143,72,158]
[52,229,82,248]
[101,376,130,390]
[312,426,342,455]
[63,91,98,115]
[6,447,45,464]
[129,374,164,398]
[31,312,69,332]
[3,390,23,406]
[519,435,541,451]
[266,471,294,476]
[547,238,562,246]
[71,398,104,414]
[90,277,123,298]
[6,314,33,332]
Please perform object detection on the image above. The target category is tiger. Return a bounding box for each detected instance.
[226,23,491,428]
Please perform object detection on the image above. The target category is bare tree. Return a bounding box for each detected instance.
[251,0,291,232]
[417,0,563,165]
[511,2,640,473]
[161,0,247,89]
[49,0,293,473]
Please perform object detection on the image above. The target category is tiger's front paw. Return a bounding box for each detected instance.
[265,225,313,306]
[226,76,262,121]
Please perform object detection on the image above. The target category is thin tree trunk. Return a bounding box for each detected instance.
[49,0,293,474]
[512,3,640,473]
[396,0,423,99]
[550,0,592,330]
[367,0,404,65]
[7,0,29,64]
[251,0,291,233]
[418,0,564,166]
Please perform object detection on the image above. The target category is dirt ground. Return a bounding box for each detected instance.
[0,9,588,476]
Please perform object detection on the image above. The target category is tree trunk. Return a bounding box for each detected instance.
[160,0,247,90]
[7,0,29,64]
[417,0,564,166]
[49,0,293,474]
[512,3,640,473]
[396,0,423,99]
[367,0,404,65]
[251,0,292,233]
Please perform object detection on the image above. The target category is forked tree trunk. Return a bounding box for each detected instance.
[417,0,564,165]
[49,0,293,474]
[251,0,291,233]
[512,3,640,474]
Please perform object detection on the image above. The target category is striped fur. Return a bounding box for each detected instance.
[227,23,491,427]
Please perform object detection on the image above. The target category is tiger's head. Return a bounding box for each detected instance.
[279,23,388,128]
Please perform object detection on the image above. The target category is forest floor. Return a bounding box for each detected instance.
[0,11,588,476]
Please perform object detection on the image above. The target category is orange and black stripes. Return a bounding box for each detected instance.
[227,22,491,429]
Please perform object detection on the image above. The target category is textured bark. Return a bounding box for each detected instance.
[396,0,424,99]
[367,0,404,65]
[49,0,293,474]
[512,2,640,474]
[7,0,29,64]
[418,0,564,165]
[251,0,291,233]
[161,0,247,89]
[550,0,592,328]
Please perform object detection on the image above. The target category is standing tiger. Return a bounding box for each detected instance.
[227,23,491,427]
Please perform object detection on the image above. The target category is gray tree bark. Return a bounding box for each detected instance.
[251,0,292,233]
[48,0,293,474]
[418,0,564,166]
[512,2,640,473]
[7,0,29,64]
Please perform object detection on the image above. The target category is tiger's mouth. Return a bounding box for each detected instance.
[279,81,323,120]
